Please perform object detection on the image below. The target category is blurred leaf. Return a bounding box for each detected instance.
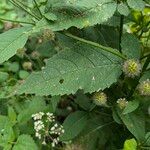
[51,96,61,112]
[117,3,130,16]
[60,111,88,141]
[75,91,92,110]
[8,107,17,125]
[127,0,145,11]
[0,72,9,82]
[12,134,38,150]
[17,97,47,123]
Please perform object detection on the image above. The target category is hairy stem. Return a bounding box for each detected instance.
[9,0,40,20]
[65,33,127,60]
[33,0,43,18]
[0,17,35,25]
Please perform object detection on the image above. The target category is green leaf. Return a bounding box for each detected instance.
[19,70,30,79]
[127,0,145,11]
[145,132,150,146]
[140,70,150,82]
[60,111,88,141]
[17,34,122,96]
[117,3,130,16]
[123,100,139,114]
[44,12,58,21]
[12,135,38,150]
[0,116,15,148]
[123,138,137,150]
[118,110,145,141]
[112,107,122,124]
[3,144,12,150]
[17,97,47,123]
[51,96,61,112]
[0,72,9,83]
[121,33,141,59]
[0,27,31,64]
[75,91,92,110]
[34,0,117,32]
[8,107,17,125]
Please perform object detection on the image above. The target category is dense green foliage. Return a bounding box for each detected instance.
[0,0,150,150]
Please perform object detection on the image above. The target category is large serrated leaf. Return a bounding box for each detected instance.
[0,27,32,64]
[17,34,122,96]
[34,0,117,32]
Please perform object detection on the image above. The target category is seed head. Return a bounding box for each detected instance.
[93,91,107,106]
[117,98,128,109]
[122,59,142,78]
[42,29,55,41]
[22,62,32,70]
[138,79,150,96]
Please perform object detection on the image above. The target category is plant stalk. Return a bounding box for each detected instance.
[65,33,127,60]
[0,17,35,25]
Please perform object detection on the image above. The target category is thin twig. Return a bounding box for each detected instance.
[0,17,35,25]
[33,0,43,18]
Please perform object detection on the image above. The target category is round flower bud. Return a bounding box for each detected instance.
[42,29,55,41]
[31,51,40,59]
[22,62,32,70]
[122,59,142,78]
[93,91,107,106]
[138,79,150,96]
[117,98,128,109]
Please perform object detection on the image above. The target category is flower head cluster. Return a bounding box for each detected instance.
[138,79,150,96]
[117,98,128,109]
[42,29,55,41]
[32,112,64,147]
[93,91,107,106]
[122,59,142,78]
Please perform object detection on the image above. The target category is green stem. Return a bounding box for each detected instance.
[33,0,43,18]
[64,33,127,60]
[119,15,124,52]
[10,0,40,20]
[0,17,35,25]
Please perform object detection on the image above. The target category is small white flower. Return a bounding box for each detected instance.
[42,140,46,145]
[32,112,44,120]
[34,120,44,131]
[35,132,41,139]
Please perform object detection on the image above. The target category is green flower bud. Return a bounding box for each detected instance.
[93,91,107,106]
[122,59,142,78]
[22,62,32,70]
[117,98,128,109]
[138,79,150,96]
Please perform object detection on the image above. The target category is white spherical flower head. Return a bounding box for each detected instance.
[138,79,150,96]
[93,91,107,106]
[122,59,142,78]
[117,98,128,109]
